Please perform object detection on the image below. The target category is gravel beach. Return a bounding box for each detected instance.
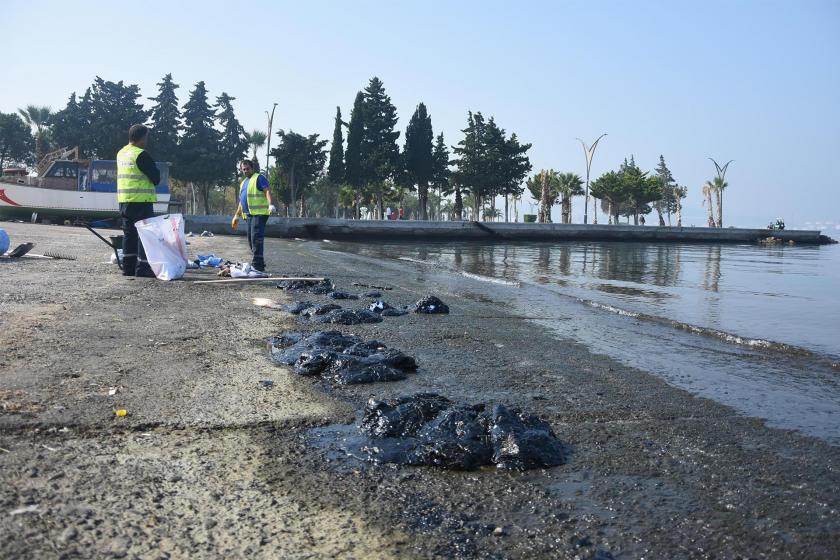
[1,222,838,559]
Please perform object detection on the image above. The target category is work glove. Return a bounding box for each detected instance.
[231,215,239,229]
[269,204,277,214]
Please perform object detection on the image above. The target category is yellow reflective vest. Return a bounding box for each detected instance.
[242,174,269,216]
[116,144,156,203]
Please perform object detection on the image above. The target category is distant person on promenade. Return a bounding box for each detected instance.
[399,206,405,220]
[640,215,646,226]
[116,124,160,278]
[231,159,276,272]
[385,207,392,220]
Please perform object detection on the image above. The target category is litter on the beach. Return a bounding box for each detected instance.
[197,255,224,267]
[9,505,39,516]
[1,242,35,259]
[230,263,270,278]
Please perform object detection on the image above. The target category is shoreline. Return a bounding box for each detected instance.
[2,222,839,558]
[184,215,835,245]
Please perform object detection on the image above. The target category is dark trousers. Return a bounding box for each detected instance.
[120,202,154,276]
[247,214,268,271]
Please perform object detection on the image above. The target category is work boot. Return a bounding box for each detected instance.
[252,261,266,272]
[135,262,156,278]
[122,255,137,276]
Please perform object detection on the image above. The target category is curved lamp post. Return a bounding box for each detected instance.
[578,133,607,225]
[264,102,278,172]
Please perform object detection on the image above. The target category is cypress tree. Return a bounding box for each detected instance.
[327,106,345,185]
[345,91,365,218]
[431,132,450,219]
[148,73,181,164]
[404,102,434,220]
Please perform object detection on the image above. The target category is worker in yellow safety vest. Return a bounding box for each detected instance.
[116,124,160,277]
[231,159,275,271]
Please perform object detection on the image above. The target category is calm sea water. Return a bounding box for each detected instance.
[326,240,840,444]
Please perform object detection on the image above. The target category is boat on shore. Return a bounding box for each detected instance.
[0,147,172,224]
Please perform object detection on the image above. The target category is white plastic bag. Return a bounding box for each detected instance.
[135,214,188,281]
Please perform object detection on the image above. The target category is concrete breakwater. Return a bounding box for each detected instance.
[185,215,833,244]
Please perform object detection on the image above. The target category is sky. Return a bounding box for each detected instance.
[3,0,839,229]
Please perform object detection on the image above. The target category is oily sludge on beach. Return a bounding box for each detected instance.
[357,393,567,470]
[269,330,418,385]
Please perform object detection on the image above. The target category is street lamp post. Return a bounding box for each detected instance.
[578,134,607,225]
[708,157,733,227]
[264,103,278,172]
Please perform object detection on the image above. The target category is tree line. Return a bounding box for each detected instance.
[1,74,732,225]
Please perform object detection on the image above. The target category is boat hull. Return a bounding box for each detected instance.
[0,181,170,221]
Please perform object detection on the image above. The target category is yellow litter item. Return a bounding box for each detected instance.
[115,409,128,417]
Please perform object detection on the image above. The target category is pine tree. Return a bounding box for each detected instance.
[327,106,345,185]
[87,77,149,159]
[176,81,223,214]
[148,73,181,164]
[361,77,400,218]
[653,155,676,226]
[215,92,247,181]
[404,102,434,220]
[499,131,532,221]
[344,91,365,218]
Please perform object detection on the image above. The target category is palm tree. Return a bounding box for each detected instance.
[673,185,687,227]
[244,129,267,166]
[702,181,716,227]
[18,105,52,165]
[712,176,728,227]
[556,172,584,224]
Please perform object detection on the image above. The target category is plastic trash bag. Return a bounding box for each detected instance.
[135,214,188,281]
[197,254,224,267]
[109,249,124,265]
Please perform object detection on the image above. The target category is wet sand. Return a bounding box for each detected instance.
[1,222,838,559]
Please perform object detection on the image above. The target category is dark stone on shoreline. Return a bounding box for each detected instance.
[354,393,566,471]
[411,295,450,314]
[328,291,359,300]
